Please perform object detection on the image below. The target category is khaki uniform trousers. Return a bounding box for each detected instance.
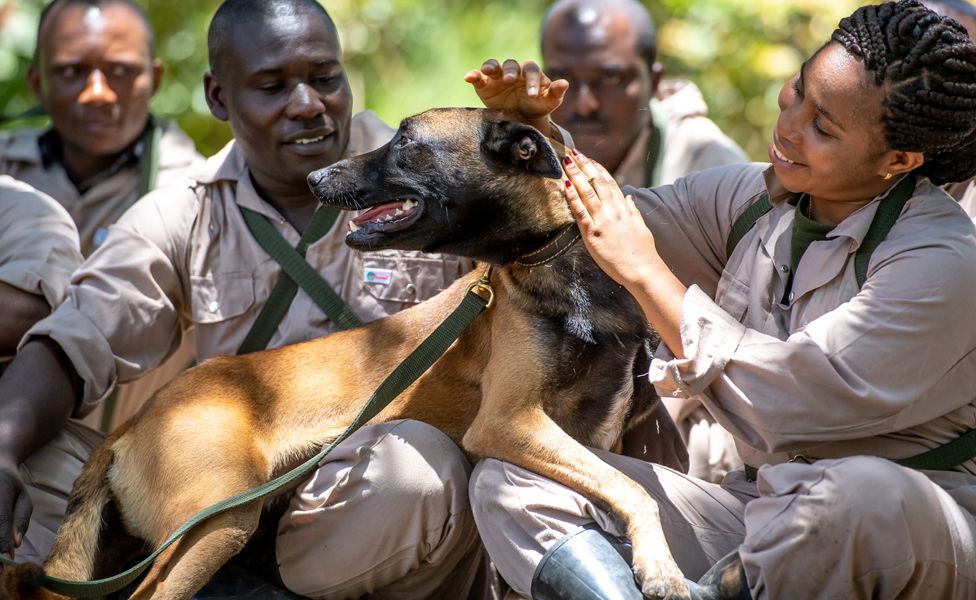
[470,449,976,599]
[19,419,481,600]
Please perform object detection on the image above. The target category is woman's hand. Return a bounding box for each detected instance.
[564,151,688,359]
[464,59,568,133]
[562,151,661,288]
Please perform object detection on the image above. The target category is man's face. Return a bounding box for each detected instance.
[28,3,159,157]
[205,10,352,199]
[543,12,653,172]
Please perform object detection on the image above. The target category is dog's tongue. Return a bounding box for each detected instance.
[351,200,417,227]
[352,203,401,226]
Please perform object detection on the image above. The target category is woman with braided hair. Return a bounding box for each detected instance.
[463,1,976,598]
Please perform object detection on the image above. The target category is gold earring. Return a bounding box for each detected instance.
[883,172,893,180]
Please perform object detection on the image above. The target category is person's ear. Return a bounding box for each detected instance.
[204,70,228,122]
[150,59,163,97]
[879,149,924,179]
[27,64,43,104]
[649,61,664,97]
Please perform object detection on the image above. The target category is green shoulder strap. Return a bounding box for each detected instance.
[0,270,495,598]
[725,174,916,289]
[725,192,772,259]
[853,174,915,288]
[644,100,669,188]
[136,121,161,198]
[237,205,362,354]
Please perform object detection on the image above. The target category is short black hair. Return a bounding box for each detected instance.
[541,0,657,69]
[207,0,338,73]
[36,0,156,62]
[832,0,976,184]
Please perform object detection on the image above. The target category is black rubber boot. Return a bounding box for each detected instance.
[685,551,751,600]
[530,524,643,600]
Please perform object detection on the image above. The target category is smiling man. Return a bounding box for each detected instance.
[0,0,478,597]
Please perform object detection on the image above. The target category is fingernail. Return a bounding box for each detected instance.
[527,86,537,95]
[571,148,579,156]
[565,179,573,188]
[563,155,572,165]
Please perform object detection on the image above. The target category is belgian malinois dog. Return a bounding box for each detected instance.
[1,108,689,599]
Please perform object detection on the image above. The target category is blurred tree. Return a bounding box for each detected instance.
[1,0,860,159]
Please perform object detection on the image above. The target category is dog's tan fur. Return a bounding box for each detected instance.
[1,108,687,599]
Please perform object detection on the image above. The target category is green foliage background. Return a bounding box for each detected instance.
[0,0,860,160]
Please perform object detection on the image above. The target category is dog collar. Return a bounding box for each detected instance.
[515,223,582,267]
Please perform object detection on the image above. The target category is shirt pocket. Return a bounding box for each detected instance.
[189,271,256,324]
[714,274,750,323]
[361,252,466,307]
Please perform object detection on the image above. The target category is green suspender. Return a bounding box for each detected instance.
[0,270,495,598]
[734,175,976,476]
[237,206,362,354]
[136,122,160,197]
[725,193,773,259]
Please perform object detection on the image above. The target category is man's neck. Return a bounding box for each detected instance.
[248,173,319,235]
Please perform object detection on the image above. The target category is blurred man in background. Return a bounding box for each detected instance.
[0,0,205,432]
[541,0,748,482]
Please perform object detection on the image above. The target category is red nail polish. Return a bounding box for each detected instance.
[565,180,573,188]
[571,148,579,156]
[563,155,572,165]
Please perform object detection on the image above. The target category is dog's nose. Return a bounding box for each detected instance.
[307,168,329,187]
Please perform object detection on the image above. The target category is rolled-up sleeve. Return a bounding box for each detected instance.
[649,285,747,397]
[23,185,196,413]
[0,177,82,308]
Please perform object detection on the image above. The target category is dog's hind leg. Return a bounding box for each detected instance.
[127,502,262,600]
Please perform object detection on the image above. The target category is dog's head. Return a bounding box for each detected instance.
[307,108,571,264]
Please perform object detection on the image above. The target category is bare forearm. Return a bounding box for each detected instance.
[624,258,687,360]
[0,282,50,356]
[0,338,81,464]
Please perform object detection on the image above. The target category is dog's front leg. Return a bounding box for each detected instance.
[464,408,690,600]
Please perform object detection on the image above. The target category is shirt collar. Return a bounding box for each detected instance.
[762,166,916,247]
[39,117,153,193]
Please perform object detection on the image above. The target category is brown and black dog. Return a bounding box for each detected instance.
[2,108,689,599]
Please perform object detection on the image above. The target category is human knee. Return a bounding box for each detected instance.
[469,458,516,525]
[371,419,472,500]
[750,456,926,539]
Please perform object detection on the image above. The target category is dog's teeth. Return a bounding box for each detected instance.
[348,221,360,232]
[394,208,403,216]
[402,199,417,210]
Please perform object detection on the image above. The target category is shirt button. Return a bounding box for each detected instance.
[404,283,417,297]
[788,292,795,302]
[208,301,220,313]
[780,264,790,273]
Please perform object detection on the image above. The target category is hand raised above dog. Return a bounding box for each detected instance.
[464,58,567,133]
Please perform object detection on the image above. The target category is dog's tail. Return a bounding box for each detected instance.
[0,431,120,600]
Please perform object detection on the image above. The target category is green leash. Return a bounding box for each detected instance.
[0,268,494,598]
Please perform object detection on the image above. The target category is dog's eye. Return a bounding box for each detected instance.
[396,136,411,148]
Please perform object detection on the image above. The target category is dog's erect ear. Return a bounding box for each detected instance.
[481,120,562,179]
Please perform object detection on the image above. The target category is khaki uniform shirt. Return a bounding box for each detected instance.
[948,178,976,217]
[26,111,472,415]
[614,80,749,188]
[0,119,203,256]
[632,163,976,475]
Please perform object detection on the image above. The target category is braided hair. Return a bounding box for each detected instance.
[832,0,976,185]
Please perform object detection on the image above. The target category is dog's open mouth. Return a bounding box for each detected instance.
[346,198,424,241]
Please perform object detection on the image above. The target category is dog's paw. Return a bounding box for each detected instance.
[633,554,690,600]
